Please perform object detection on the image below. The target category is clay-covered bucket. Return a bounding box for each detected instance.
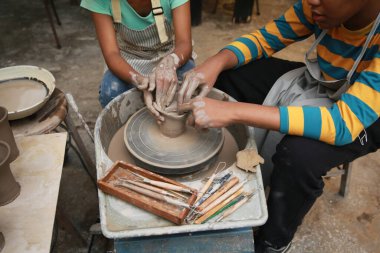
[0,141,21,206]
[94,88,256,177]
[0,107,19,162]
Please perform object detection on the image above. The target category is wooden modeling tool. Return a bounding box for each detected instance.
[194,188,244,224]
[114,180,190,209]
[215,192,254,222]
[195,162,227,204]
[197,177,239,211]
[198,179,248,213]
[118,178,180,199]
[195,171,232,207]
[129,171,193,193]
[203,194,246,223]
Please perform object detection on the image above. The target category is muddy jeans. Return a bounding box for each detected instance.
[214,57,380,248]
[99,59,195,108]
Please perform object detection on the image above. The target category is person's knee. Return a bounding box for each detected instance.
[99,70,133,107]
[272,136,326,195]
[177,59,195,81]
[99,81,117,107]
[272,138,306,175]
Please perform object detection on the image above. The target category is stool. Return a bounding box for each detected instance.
[325,162,353,197]
[43,0,62,49]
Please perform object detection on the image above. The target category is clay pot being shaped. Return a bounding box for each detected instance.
[158,110,187,138]
[0,232,4,252]
[0,141,21,206]
[0,107,19,162]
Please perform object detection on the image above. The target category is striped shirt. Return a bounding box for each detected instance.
[224,0,380,146]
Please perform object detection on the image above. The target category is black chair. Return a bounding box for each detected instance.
[325,162,353,197]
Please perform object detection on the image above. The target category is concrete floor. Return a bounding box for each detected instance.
[1,0,379,252]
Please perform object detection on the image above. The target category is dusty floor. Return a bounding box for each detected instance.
[1,0,379,252]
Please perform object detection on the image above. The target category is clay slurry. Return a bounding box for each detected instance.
[0,78,48,112]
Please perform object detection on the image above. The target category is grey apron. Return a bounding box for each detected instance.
[256,14,380,186]
[111,0,175,75]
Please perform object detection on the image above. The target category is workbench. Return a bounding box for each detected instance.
[0,133,67,253]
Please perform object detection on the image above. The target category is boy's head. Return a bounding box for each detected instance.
[306,0,377,30]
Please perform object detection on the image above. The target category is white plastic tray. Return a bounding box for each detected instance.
[94,89,268,239]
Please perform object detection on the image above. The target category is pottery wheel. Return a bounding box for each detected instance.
[124,107,224,174]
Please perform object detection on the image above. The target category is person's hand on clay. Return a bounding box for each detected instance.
[143,90,164,123]
[149,53,180,111]
[177,49,237,107]
[130,72,151,91]
[130,72,164,123]
[177,64,220,107]
[179,96,280,131]
[178,97,232,129]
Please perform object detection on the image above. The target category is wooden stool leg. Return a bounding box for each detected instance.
[64,113,96,182]
[255,0,260,15]
[212,0,219,13]
[50,0,61,25]
[43,0,61,49]
[339,162,352,197]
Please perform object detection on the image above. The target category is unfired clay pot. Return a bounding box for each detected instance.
[0,232,4,252]
[158,110,187,138]
[0,140,21,206]
[0,107,19,162]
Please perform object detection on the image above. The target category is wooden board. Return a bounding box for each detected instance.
[98,161,198,225]
[0,133,67,253]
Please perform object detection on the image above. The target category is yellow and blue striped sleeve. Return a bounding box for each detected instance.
[279,51,380,146]
[223,0,314,67]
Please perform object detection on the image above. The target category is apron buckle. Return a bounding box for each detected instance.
[152,7,164,16]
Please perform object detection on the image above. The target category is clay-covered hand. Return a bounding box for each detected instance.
[178,97,232,129]
[130,72,151,91]
[143,90,164,123]
[177,66,216,107]
[149,53,180,110]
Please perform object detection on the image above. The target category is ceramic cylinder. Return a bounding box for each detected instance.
[0,107,19,162]
[0,232,4,252]
[159,111,187,138]
[0,141,21,206]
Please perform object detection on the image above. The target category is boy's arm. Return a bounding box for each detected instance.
[225,0,315,67]
[177,0,315,105]
[280,53,380,146]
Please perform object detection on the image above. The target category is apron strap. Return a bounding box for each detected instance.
[347,13,380,82]
[151,0,169,44]
[306,13,380,83]
[305,30,327,59]
[111,0,122,23]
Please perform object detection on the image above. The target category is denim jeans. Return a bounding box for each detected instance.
[99,59,195,108]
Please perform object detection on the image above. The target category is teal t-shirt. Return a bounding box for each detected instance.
[80,0,188,30]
